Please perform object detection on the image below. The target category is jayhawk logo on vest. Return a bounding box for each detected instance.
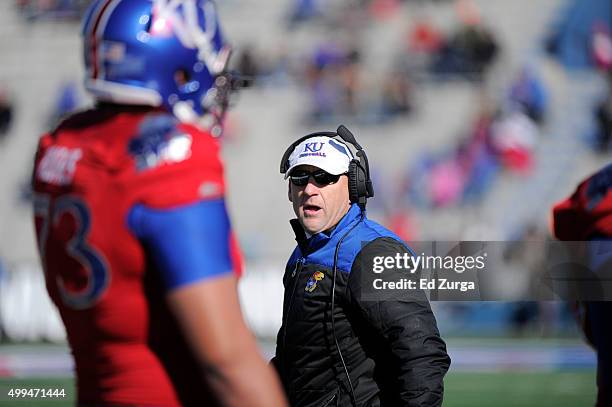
[305,271,325,293]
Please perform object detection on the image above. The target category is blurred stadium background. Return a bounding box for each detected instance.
[1,0,611,405]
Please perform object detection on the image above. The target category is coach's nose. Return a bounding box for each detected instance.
[303,178,320,196]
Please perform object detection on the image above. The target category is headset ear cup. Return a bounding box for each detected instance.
[356,164,368,199]
[348,161,359,203]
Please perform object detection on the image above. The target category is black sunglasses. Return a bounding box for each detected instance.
[290,169,343,186]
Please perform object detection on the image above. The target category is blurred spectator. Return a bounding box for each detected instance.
[508,67,549,125]
[403,102,500,209]
[460,144,498,203]
[431,24,499,80]
[287,0,322,28]
[430,0,499,80]
[305,43,342,122]
[368,0,401,21]
[458,113,500,204]
[0,87,14,141]
[405,152,465,209]
[592,21,612,72]
[430,157,465,207]
[455,0,480,26]
[404,154,437,208]
[302,38,422,124]
[16,0,89,21]
[402,87,543,209]
[454,25,498,76]
[304,42,364,122]
[385,209,416,243]
[593,73,612,152]
[490,110,538,174]
[407,17,444,55]
[338,47,362,116]
[235,45,260,88]
[545,0,611,71]
[380,68,415,118]
[402,16,445,78]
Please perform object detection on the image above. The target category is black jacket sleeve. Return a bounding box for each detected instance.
[346,237,451,407]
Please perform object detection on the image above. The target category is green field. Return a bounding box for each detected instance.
[443,371,596,407]
[0,370,596,406]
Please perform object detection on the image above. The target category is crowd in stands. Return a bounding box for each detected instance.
[372,51,549,211]
[379,0,609,212]
[7,0,610,224]
[8,0,609,223]
[15,0,88,21]
[402,67,548,210]
[235,0,611,219]
[593,74,612,153]
[286,17,495,124]
[545,0,612,154]
[233,0,501,127]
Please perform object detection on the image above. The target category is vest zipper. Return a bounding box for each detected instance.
[282,257,304,370]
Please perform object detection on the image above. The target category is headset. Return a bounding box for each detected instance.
[279,124,374,209]
[281,125,372,406]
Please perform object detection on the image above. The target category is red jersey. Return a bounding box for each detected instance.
[552,163,612,240]
[32,104,241,406]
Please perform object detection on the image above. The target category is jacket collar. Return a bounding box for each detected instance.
[291,203,363,254]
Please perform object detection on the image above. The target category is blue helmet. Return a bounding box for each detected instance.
[81,0,232,129]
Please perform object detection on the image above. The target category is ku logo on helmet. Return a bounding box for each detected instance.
[81,0,234,132]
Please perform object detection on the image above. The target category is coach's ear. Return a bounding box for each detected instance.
[288,181,293,202]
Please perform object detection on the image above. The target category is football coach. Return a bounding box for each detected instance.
[272,125,450,406]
